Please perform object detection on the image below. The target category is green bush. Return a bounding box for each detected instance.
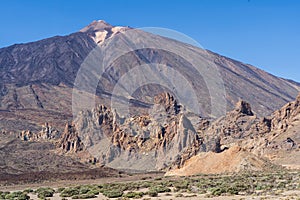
[0,191,10,199]
[149,185,171,193]
[138,181,152,188]
[35,187,55,199]
[102,190,123,198]
[173,180,189,190]
[123,191,144,198]
[16,193,30,200]
[71,193,96,199]
[4,191,30,200]
[79,187,90,195]
[60,188,80,197]
[56,187,65,193]
[22,189,33,194]
[226,187,239,195]
[147,190,158,197]
[210,187,226,196]
[36,188,55,199]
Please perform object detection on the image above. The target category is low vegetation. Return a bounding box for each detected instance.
[1,170,299,199]
[35,187,55,199]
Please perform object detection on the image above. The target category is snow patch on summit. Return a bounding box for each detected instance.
[80,20,129,45]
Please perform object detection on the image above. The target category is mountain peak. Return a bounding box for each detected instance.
[80,20,113,33]
[79,20,129,44]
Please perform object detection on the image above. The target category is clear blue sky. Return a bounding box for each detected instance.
[1,0,299,82]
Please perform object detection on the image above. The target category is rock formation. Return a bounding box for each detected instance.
[18,123,60,141]
[71,92,205,171]
[13,92,300,174]
[167,93,300,175]
[57,122,84,153]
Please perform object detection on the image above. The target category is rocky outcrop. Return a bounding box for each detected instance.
[71,92,296,172]
[18,123,60,141]
[13,93,300,173]
[72,92,204,171]
[234,100,254,116]
[57,123,84,153]
[271,93,300,132]
[203,100,259,146]
[167,93,300,175]
[153,92,181,115]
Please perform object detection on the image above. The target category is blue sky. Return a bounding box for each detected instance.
[1,0,299,82]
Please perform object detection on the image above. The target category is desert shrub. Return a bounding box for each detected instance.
[119,183,138,191]
[138,181,152,188]
[146,190,158,197]
[16,193,30,200]
[87,189,99,196]
[56,187,65,193]
[210,187,227,196]
[22,189,33,194]
[79,187,90,195]
[226,186,239,195]
[36,188,55,199]
[0,191,10,199]
[173,180,189,190]
[60,188,80,197]
[161,180,175,187]
[149,185,171,193]
[4,191,30,200]
[73,185,99,196]
[71,192,96,199]
[101,189,123,198]
[4,191,19,199]
[123,191,144,198]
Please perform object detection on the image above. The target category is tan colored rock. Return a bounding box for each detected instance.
[234,100,254,116]
[166,145,273,176]
[18,123,59,141]
[154,92,181,115]
[57,123,84,153]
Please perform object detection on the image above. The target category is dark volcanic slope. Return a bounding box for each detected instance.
[0,32,96,86]
[0,133,118,184]
[0,20,299,132]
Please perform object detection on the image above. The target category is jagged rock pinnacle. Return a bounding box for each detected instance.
[235,100,254,116]
[296,93,300,103]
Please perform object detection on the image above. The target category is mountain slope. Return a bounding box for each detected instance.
[0,20,299,133]
[0,132,119,184]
